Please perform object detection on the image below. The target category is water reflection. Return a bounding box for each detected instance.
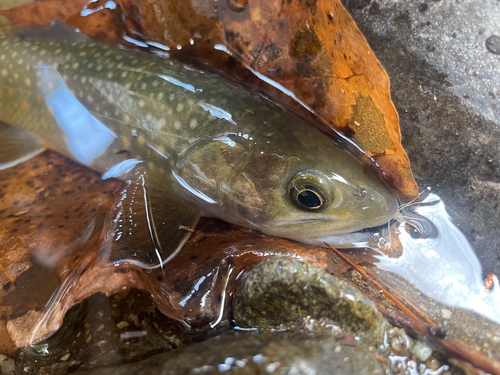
[36,65,116,166]
[376,193,500,324]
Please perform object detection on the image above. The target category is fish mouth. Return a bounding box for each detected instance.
[263,220,375,249]
[311,232,373,249]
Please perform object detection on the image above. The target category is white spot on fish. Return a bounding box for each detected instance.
[157,92,164,101]
[141,82,147,90]
[138,99,146,108]
[169,93,175,101]
[72,62,79,70]
[189,118,198,129]
[176,103,184,112]
[1,69,7,77]
[25,78,31,86]
[174,121,181,130]
[107,72,113,79]
[121,71,127,78]
[96,65,103,71]
[156,145,165,154]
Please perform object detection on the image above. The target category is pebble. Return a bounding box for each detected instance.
[411,341,433,362]
[485,35,500,55]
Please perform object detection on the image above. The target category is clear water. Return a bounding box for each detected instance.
[375,192,500,324]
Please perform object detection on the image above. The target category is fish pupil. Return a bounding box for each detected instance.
[297,189,323,209]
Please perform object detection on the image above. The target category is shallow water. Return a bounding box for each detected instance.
[376,192,500,324]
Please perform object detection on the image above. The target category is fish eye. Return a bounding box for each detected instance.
[289,170,333,211]
[296,187,324,209]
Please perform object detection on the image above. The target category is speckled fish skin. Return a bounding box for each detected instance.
[0,34,398,248]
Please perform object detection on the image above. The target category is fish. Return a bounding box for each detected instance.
[0,32,398,268]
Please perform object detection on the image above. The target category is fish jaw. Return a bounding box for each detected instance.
[259,187,398,245]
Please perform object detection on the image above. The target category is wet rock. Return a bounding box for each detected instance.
[385,327,412,354]
[342,0,500,275]
[486,35,500,55]
[233,256,390,346]
[77,332,386,375]
[411,340,433,362]
[7,290,193,374]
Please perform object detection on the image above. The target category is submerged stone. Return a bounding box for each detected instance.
[78,332,386,375]
[233,255,390,346]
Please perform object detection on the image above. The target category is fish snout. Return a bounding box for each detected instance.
[359,187,398,227]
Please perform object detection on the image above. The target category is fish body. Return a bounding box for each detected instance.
[0,34,398,267]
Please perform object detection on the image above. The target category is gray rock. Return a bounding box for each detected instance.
[77,332,386,375]
[342,0,500,275]
[233,256,390,346]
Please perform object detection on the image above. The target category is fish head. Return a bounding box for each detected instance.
[219,121,399,246]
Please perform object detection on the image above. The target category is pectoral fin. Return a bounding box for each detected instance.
[0,122,45,170]
[105,162,201,269]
